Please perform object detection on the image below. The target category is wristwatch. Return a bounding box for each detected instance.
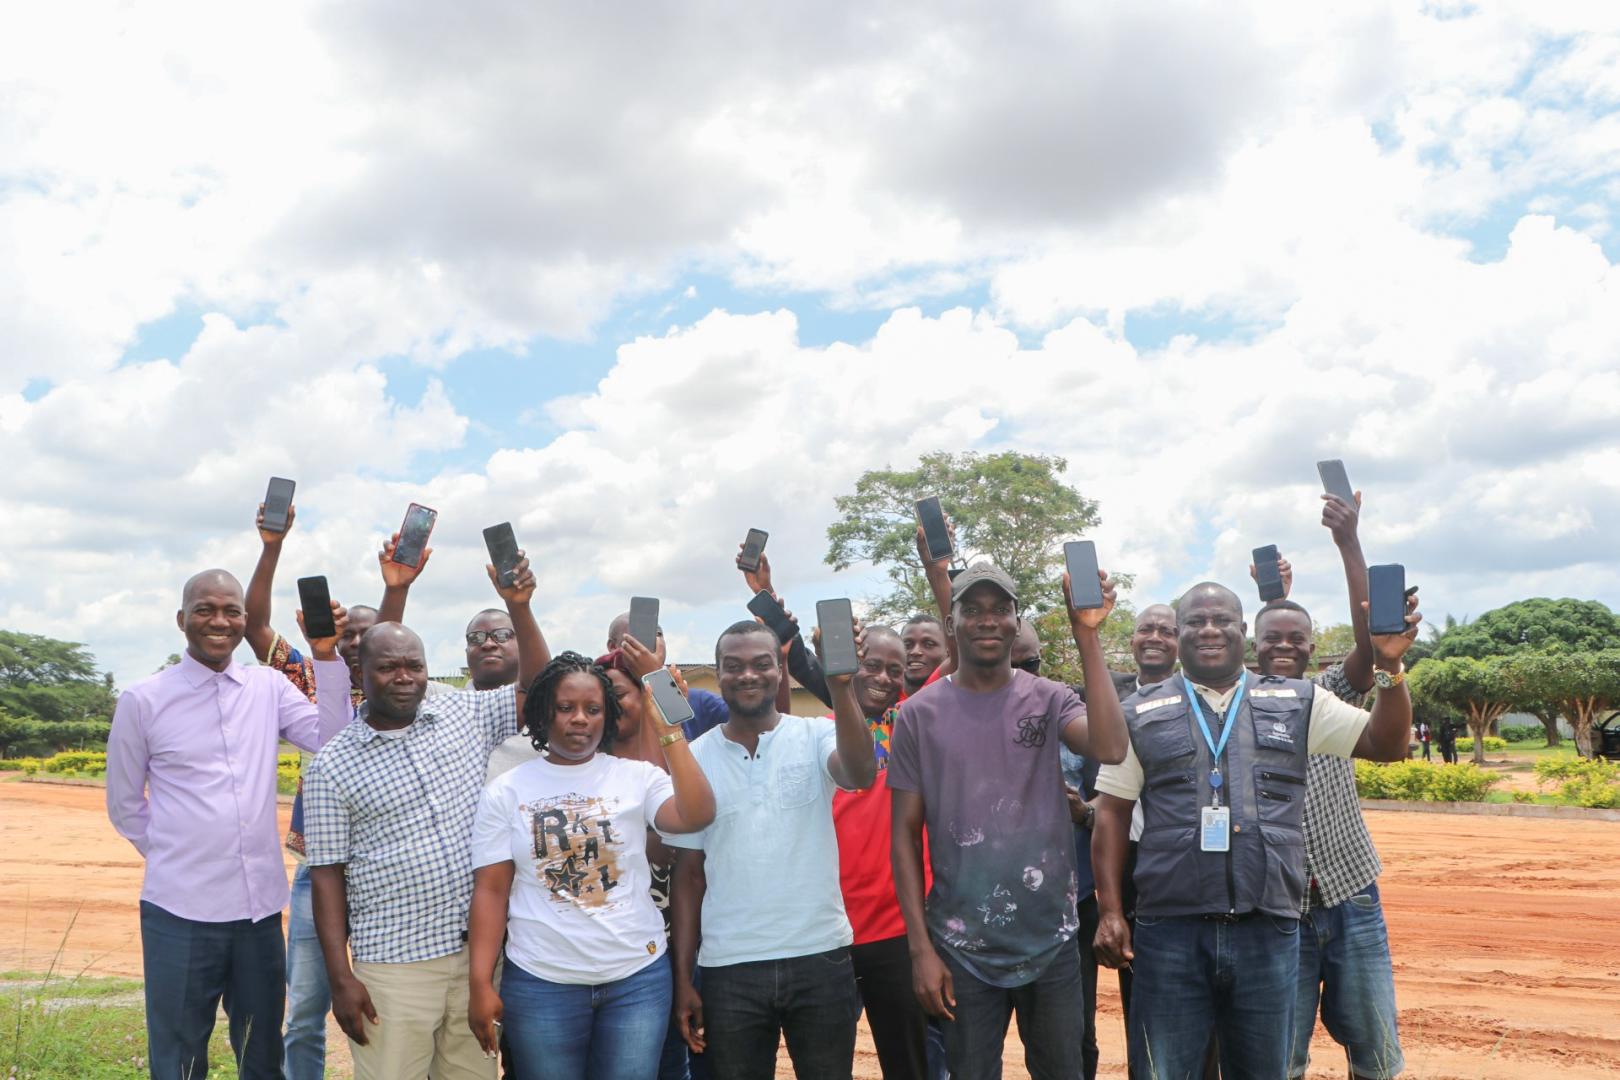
[1373,664,1407,689]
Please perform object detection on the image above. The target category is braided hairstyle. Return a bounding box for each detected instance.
[521,651,622,756]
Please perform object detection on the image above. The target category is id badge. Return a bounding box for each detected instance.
[1201,806,1231,852]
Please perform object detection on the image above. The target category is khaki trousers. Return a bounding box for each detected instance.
[350,945,495,1080]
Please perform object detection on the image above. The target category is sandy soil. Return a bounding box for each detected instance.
[3,777,1617,1078]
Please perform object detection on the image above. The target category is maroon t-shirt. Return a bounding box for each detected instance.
[888,670,1085,987]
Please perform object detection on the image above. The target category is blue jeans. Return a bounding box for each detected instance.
[502,951,673,1080]
[1290,883,1404,1079]
[699,947,861,1080]
[1128,913,1301,1080]
[283,864,331,1080]
[937,940,1083,1080]
[138,899,285,1080]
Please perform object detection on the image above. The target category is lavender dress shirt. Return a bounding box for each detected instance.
[105,649,352,923]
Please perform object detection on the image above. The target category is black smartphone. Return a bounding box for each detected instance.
[817,598,858,677]
[643,668,696,729]
[296,576,337,639]
[1064,540,1104,609]
[737,528,769,573]
[262,477,296,533]
[1253,545,1285,602]
[392,503,438,568]
[483,522,521,587]
[747,590,799,646]
[1368,564,1407,635]
[628,596,659,652]
[916,496,953,563]
[1317,459,1356,507]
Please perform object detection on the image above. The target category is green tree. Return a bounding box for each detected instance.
[1504,651,1620,759]
[1033,600,1139,687]
[1409,656,1516,765]
[825,451,1102,624]
[0,631,119,757]
[1431,598,1620,660]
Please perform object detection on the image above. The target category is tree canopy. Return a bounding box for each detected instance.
[0,630,118,757]
[1430,598,1620,660]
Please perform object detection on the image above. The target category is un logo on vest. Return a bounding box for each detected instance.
[1013,715,1050,748]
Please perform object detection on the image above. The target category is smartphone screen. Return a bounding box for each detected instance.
[392,503,438,568]
[1064,541,1104,609]
[483,522,520,587]
[296,576,337,639]
[1317,459,1356,507]
[915,496,953,562]
[738,528,769,573]
[1368,564,1407,635]
[817,598,858,677]
[628,597,659,652]
[262,477,296,533]
[1253,545,1285,602]
[643,668,696,729]
[747,590,799,646]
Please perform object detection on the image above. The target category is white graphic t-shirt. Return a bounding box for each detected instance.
[472,753,675,984]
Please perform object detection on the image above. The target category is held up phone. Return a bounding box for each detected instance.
[1317,459,1356,507]
[816,598,859,677]
[737,528,769,573]
[627,596,659,652]
[1368,564,1407,635]
[1064,540,1104,610]
[1253,545,1285,602]
[391,503,438,568]
[916,496,954,563]
[643,668,696,730]
[262,477,296,533]
[483,522,521,587]
[747,589,799,646]
[296,576,337,639]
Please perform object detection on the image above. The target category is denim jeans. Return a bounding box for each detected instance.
[501,952,672,1080]
[699,946,860,1080]
[1128,913,1300,1080]
[139,899,286,1080]
[1289,883,1404,1079]
[283,863,332,1080]
[938,941,1084,1080]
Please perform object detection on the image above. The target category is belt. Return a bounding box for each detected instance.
[1198,910,1264,923]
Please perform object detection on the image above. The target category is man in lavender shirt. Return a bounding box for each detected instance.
[106,568,352,1080]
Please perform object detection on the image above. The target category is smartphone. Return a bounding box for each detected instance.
[643,668,696,730]
[1368,564,1407,635]
[817,598,859,677]
[483,522,521,588]
[1317,459,1356,507]
[391,503,438,568]
[1253,545,1285,602]
[916,496,953,563]
[737,528,769,573]
[627,596,659,652]
[296,576,337,639]
[262,477,296,534]
[747,590,799,646]
[1064,540,1104,610]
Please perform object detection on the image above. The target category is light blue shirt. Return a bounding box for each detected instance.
[663,714,853,966]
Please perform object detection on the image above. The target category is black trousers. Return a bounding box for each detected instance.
[852,935,930,1080]
[1077,894,1101,1080]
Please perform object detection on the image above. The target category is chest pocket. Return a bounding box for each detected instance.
[1132,708,1197,771]
[1249,698,1305,757]
[777,762,818,809]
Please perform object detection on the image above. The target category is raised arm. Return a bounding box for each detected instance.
[487,552,549,700]
[1060,570,1128,764]
[245,502,294,661]
[377,530,432,624]
[280,604,351,751]
[1323,493,1374,693]
[821,620,879,790]
[1352,594,1422,761]
[1091,793,1136,969]
[916,524,958,678]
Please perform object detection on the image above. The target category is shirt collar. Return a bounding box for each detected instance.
[178,649,248,688]
[354,699,438,744]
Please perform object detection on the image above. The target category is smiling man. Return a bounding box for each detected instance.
[106,568,353,1080]
[1090,574,1420,1080]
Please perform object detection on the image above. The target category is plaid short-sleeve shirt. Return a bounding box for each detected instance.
[1302,663,1381,912]
[303,685,520,964]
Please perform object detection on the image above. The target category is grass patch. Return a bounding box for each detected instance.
[0,971,143,999]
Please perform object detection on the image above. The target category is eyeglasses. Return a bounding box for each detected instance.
[466,628,516,646]
[1013,657,1042,674]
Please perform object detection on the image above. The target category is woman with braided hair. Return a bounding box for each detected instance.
[467,649,716,1080]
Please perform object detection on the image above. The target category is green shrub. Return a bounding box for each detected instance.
[1512,791,1536,803]
[1500,724,1544,744]
[0,756,40,772]
[1534,757,1620,808]
[40,750,107,776]
[1562,775,1620,809]
[1455,736,1508,754]
[1355,759,1498,802]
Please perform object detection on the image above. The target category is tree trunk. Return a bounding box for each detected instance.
[1469,710,1490,766]
[1533,712,1562,747]
[1572,698,1597,759]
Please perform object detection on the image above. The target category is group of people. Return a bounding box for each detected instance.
[105,484,1421,1080]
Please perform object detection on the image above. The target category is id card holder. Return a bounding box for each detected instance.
[1200,806,1231,852]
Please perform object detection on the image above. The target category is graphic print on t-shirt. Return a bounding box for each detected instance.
[522,792,626,909]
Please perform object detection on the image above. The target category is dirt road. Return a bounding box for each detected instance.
[3,777,1617,1078]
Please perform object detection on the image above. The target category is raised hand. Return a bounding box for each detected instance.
[1064,569,1117,632]
[1249,554,1294,600]
[487,552,536,606]
[379,532,432,589]
[620,631,664,680]
[256,502,295,546]
[738,548,775,598]
[1321,490,1363,548]
[296,601,347,662]
[1367,590,1421,665]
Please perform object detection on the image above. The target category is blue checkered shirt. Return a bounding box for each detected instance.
[1302,663,1381,912]
[303,685,520,964]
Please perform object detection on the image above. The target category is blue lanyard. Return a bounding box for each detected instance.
[1184,675,1246,801]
